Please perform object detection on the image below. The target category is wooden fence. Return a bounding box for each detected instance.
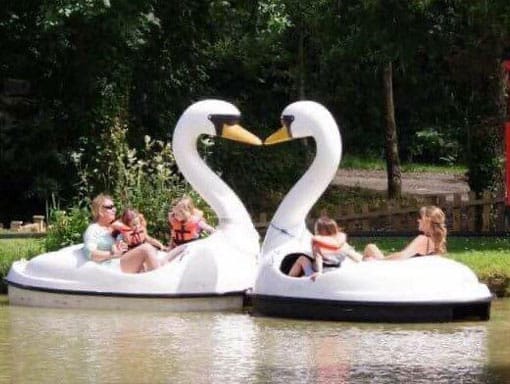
[253,191,509,235]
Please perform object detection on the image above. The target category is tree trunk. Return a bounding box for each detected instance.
[383,61,402,199]
[298,20,306,100]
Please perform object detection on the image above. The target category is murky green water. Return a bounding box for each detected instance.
[0,297,508,384]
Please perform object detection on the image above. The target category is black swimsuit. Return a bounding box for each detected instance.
[412,237,435,257]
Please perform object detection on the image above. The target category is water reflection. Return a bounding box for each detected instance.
[0,299,508,384]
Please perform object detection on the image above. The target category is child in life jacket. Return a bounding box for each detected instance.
[112,208,167,252]
[168,196,215,249]
[288,214,363,281]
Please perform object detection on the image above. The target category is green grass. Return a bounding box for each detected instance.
[341,154,467,174]
[0,238,45,293]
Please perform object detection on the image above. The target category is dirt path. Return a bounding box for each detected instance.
[333,169,470,195]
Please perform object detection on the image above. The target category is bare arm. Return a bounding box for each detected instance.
[384,235,428,260]
[90,243,124,263]
[312,232,346,249]
[310,254,323,281]
[198,219,215,234]
[145,235,167,251]
[84,224,126,263]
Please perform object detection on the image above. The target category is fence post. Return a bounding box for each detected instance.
[452,194,462,233]
[33,215,45,232]
[482,191,492,232]
[468,192,477,232]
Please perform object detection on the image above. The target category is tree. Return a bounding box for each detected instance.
[430,1,510,194]
[383,62,402,198]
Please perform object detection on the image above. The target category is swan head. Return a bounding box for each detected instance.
[175,99,262,145]
[264,101,337,145]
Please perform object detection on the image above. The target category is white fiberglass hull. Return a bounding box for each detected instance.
[6,243,254,312]
[251,246,492,322]
[7,285,243,312]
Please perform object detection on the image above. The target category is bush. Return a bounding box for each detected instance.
[52,119,211,245]
[408,127,459,165]
[44,208,90,251]
[0,239,45,293]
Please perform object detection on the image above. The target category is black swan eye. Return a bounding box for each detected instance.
[281,115,294,128]
[209,114,241,135]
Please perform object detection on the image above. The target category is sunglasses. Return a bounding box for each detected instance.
[102,204,115,210]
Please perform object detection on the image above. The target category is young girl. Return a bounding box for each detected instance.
[288,214,362,281]
[168,196,215,249]
[112,208,167,252]
[363,205,447,260]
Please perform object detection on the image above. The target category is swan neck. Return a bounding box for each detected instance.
[262,131,340,254]
[173,131,254,229]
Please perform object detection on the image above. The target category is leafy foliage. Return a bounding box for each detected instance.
[44,207,90,251]
[1,0,509,223]
[71,121,212,241]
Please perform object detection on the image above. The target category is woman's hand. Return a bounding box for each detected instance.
[112,241,127,257]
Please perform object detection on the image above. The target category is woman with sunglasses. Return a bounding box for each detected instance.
[83,194,161,273]
[363,205,447,260]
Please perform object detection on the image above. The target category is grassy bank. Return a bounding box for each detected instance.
[0,238,45,293]
[340,154,467,174]
[0,237,509,296]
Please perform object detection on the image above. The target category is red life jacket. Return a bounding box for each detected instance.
[312,238,342,252]
[169,216,201,245]
[119,224,146,248]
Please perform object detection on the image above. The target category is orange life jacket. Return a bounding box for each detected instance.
[169,216,201,245]
[119,224,146,248]
[312,238,342,252]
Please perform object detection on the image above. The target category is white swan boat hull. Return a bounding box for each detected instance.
[251,248,492,322]
[6,242,254,312]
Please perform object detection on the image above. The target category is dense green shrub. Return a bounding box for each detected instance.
[408,128,460,165]
[44,208,90,251]
[0,239,45,293]
[47,120,210,246]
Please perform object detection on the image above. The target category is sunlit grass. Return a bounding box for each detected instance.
[0,238,45,293]
[341,154,467,174]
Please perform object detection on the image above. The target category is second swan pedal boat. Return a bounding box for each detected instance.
[250,101,492,322]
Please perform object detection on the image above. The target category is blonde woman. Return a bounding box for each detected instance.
[363,205,447,260]
[83,194,161,273]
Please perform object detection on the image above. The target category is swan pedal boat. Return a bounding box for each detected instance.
[250,248,492,323]
[250,100,492,323]
[6,99,261,312]
[6,241,253,312]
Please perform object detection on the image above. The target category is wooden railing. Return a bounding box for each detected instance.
[253,191,508,235]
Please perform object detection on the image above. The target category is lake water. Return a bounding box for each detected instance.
[0,297,508,384]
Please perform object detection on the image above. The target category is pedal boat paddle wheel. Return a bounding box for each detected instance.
[6,100,262,312]
[250,101,492,322]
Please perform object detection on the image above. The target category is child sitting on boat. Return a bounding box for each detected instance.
[161,196,216,265]
[167,196,215,248]
[112,208,168,252]
[288,214,362,281]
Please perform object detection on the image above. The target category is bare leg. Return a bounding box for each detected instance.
[161,246,186,265]
[120,243,160,273]
[363,243,385,261]
[288,256,313,277]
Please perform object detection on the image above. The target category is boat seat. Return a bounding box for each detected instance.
[279,253,309,275]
